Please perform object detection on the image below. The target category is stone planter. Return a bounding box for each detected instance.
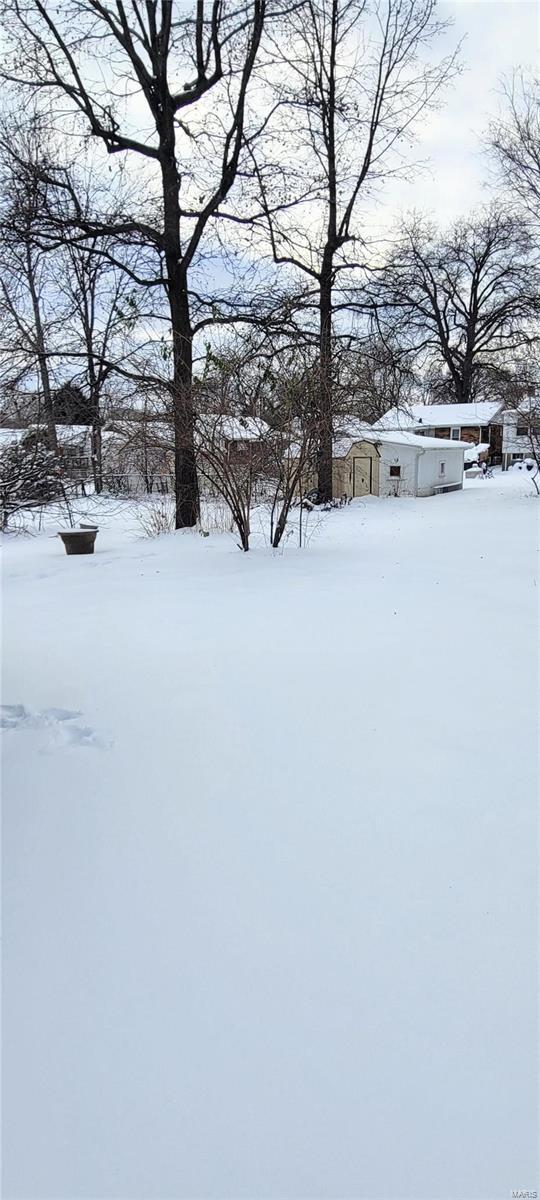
[58,528,98,555]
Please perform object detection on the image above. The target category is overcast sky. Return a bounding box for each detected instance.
[371,0,537,230]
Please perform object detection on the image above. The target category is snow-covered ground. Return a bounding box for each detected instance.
[2,470,538,1199]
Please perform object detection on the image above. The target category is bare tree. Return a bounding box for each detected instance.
[195,413,267,551]
[266,381,318,548]
[2,1,273,527]
[489,71,540,227]
[251,0,458,499]
[0,120,63,451]
[58,230,140,493]
[331,332,418,424]
[498,353,540,491]
[521,401,540,493]
[370,208,540,405]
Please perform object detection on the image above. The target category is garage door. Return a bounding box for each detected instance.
[352,456,372,496]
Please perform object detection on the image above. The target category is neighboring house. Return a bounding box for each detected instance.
[198,415,272,467]
[54,425,93,476]
[0,424,92,479]
[0,423,94,521]
[300,425,466,498]
[102,422,174,493]
[501,408,540,470]
[373,401,504,463]
[100,414,274,493]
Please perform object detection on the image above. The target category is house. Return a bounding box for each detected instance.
[300,425,467,498]
[501,408,539,470]
[373,401,504,463]
[99,414,274,494]
[210,416,272,468]
[0,423,93,480]
[54,425,94,475]
[102,421,174,493]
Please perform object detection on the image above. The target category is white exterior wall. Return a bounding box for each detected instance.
[502,410,531,460]
[378,444,420,497]
[416,446,464,495]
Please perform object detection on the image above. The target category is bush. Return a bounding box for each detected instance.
[135,494,236,539]
[0,433,66,529]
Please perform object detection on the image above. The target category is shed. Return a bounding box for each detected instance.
[302,426,467,498]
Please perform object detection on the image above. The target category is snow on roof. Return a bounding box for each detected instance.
[55,424,92,444]
[0,427,24,446]
[109,419,172,446]
[373,401,503,431]
[333,423,469,456]
[215,416,270,441]
[0,424,91,449]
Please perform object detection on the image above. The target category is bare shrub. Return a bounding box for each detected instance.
[199,497,236,537]
[136,497,175,538]
[136,493,236,540]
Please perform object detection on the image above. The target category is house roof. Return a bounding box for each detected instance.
[55,424,92,445]
[333,424,469,457]
[0,427,24,447]
[218,416,270,442]
[0,423,91,449]
[373,401,503,431]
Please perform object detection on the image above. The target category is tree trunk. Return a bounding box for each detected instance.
[26,246,57,452]
[317,266,334,501]
[161,135,199,529]
[91,419,103,494]
[168,276,199,528]
[460,353,475,404]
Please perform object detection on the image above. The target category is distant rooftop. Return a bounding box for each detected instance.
[373,402,503,431]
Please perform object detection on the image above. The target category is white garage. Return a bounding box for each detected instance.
[329,427,467,498]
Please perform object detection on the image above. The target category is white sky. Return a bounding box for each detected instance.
[382,0,539,225]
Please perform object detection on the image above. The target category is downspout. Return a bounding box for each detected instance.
[415,446,427,495]
[373,442,381,496]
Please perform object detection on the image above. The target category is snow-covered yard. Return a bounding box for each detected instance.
[2,471,538,1199]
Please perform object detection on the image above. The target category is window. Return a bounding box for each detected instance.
[389,465,401,478]
[481,426,490,441]
[516,425,528,437]
[451,428,460,440]
[439,462,446,476]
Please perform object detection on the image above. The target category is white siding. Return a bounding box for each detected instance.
[502,410,531,457]
[416,446,464,495]
[378,444,420,497]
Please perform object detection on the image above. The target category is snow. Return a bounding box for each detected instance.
[374,401,503,430]
[464,442,490,463]
[0,423,91,448]
[0,427,25,447]
[53,424,93,445]
[2,470,538,1199]
[334,423,469,453]
[218,415,270,441]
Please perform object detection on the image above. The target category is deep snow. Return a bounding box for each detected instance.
[1,471,538,1199]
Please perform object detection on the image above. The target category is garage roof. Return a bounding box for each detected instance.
[333,425,469,457]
